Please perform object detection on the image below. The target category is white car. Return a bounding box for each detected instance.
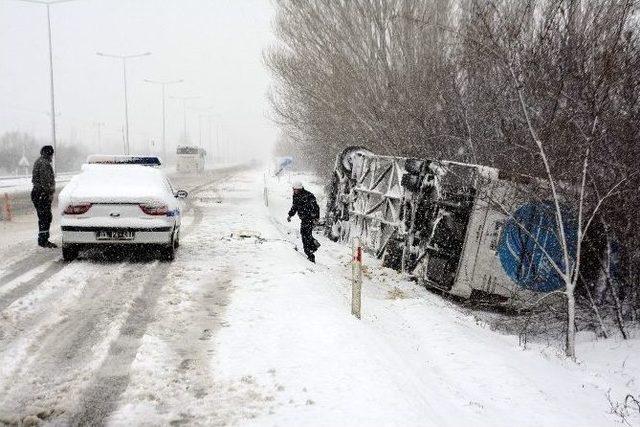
[58,162,187,261]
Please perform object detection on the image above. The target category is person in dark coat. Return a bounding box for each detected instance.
[287,181,320,262]
[31,145,57,248]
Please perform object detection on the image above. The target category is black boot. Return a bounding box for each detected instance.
[307,253,316,263]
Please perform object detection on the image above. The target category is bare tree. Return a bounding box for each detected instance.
[266,0,640,357]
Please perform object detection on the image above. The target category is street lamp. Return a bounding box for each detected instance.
[170,96,200,144]
[96,51,151,154]
[144,78,183,163]
[13,0,81,174]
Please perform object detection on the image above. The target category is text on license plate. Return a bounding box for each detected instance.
[96,230,135,240]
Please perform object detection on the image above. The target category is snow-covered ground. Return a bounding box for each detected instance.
[0,167,638,426]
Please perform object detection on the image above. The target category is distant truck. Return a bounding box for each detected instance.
[324,147,605,304]
[176,146,206,174]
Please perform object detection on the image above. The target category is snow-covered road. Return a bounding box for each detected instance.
[0,168,638,426]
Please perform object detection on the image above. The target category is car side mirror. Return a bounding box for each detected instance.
[175,189,188,199]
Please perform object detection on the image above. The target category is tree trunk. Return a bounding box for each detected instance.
[566,284,576,359]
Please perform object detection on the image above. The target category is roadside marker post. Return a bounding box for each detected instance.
[263,172,269,207]
[352,237,362,319]
[3,193,12,221]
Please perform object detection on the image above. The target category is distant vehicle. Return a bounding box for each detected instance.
[273,156,293,176]
[58,163,188,261]
[86,154,162,167]
[176,146,206,173]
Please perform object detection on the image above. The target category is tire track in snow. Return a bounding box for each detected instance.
[70,170,242,425]
[0,251,58,287]
[0,262,136,419]
[70,263,171,426]
[0,168,247,425]
[0,260,66,312]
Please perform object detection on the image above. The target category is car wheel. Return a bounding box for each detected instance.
[160,244,175,261]
[160,236,176,262]
[62,244,79,261]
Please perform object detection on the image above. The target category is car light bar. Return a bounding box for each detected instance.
[64,202,92,215]
[86,155,162,167]
[139,203,169,216]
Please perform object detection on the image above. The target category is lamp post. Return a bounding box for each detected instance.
[144,79,183,163]
[96,51,151,154]
[13,0,80,174]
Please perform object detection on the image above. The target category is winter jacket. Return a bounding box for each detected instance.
[288,188,320,221]
[32,156,55,196]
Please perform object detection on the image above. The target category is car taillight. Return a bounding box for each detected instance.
[63,202,92,215]
[139,203,169,216]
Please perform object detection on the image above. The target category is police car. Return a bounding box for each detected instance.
[58,155,187,261]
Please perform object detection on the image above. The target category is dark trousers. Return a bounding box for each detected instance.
[31,190,53,245]
[300,219,318,258]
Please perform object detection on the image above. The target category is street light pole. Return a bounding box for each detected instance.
[45,3,57,172]
[144,79,183,162]
[13,0,80,174]
[97,51,151,154]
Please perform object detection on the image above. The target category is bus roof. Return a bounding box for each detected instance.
[86,155,162,167]
[176,146,206,155]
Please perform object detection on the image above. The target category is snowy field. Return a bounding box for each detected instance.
[0,167,638,426]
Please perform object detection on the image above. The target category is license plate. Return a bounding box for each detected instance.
[96,230,135,241]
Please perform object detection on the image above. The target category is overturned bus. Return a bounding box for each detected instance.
[324,147,600,303]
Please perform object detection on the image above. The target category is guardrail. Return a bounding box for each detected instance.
[0,172,76,189]
[0,172,76,220]
[1,188,65,221]
[0,164,249,221]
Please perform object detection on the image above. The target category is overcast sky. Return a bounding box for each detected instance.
[0,0,277,161]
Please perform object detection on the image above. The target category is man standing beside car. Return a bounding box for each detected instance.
[31,145,57,248]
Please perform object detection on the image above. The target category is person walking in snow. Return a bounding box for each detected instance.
[31,145,57,248]
[287,181,320,262]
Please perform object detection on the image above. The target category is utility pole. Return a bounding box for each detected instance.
[144,79,183,163]
[97,51,151,154]
[13,0,81,174]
